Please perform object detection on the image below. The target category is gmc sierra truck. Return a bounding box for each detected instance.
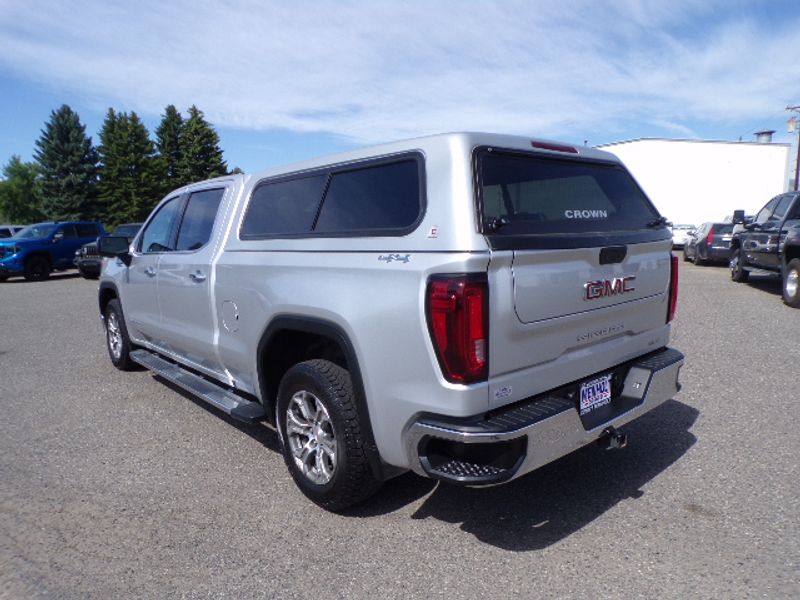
[97,132,684,511]
[730,192,800,307]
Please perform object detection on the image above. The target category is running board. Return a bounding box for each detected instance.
[130,349,267,423]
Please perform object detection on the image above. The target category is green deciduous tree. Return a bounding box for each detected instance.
[177,105,227,185]
[97,109,161,226]
[0,156,46,223]
[33,105,99,221]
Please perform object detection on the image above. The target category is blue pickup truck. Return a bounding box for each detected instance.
[0,221,106,281]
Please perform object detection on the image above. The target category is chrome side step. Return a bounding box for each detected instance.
[130,349,266,423]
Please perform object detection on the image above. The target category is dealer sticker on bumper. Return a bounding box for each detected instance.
[579,374,612,415]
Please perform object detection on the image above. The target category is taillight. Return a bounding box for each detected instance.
[706,229,714,245]
[426,274,488,383]
[667,254,679,322]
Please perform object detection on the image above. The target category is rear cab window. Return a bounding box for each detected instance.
[475,148,665,248]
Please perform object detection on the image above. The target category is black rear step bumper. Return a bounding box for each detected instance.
[404,347,684,486]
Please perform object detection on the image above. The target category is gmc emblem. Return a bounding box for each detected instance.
[584,276,636,300]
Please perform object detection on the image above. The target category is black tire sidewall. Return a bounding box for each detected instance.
[731,249,747,282]
[25,257,50,281]
[276,360,375,510]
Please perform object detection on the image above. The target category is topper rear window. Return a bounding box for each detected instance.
[476,149,659,237]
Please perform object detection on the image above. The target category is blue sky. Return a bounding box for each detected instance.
[1,0,799,174]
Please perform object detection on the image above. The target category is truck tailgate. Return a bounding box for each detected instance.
[487,241,673,409]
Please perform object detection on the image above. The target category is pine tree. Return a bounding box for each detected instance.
[155,104,184,190]
[97,110,161,226]
[33,105,99,221]
[177,105,227,185]
[0,156,46,223]
[96,108,121,223]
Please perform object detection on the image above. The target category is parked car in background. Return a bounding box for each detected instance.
[0,221,106,281]
[75,223,142,279]
[683,222,734,265]
[730,191,800,307]
[671,224,696,248]
[0,224,24,239]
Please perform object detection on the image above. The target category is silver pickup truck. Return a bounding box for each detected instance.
[98,132,684,511]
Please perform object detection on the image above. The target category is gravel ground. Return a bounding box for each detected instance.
[0,262,798,599]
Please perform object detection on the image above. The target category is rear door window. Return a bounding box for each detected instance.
[771,195,793,221]
[478,150,659,236]
[176,188,224,251]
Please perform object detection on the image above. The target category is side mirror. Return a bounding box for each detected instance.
[98,236,132,266]
[732,210,746,225]
[52,231,64,243]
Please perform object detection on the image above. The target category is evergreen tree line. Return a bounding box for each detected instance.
[0,104,231,227]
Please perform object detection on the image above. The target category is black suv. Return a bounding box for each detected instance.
[730,192,800,307]
[75,223,142,279]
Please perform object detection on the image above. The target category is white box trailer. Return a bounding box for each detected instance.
[596,138,790,226]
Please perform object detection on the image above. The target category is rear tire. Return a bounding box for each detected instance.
[693,248,705,266]
[276,359,380,511]
[682,248,690,262]
[730,248,749,282]
[24,256,51,281]
[105,299,136,370]
[782,258,800,308]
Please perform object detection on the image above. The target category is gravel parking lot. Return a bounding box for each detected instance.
[1,262,798,599]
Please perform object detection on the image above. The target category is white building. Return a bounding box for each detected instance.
[596,138,790,226]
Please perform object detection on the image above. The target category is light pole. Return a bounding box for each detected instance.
[787,105,800,191]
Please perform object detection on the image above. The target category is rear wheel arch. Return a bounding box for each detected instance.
[256,316,385,480]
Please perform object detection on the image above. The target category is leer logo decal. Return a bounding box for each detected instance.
[584,276,636,300]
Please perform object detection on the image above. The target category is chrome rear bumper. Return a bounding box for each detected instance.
[404,347,684,485]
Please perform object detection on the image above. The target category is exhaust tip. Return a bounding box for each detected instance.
[597,426,628,450]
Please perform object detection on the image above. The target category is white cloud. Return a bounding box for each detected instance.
[1,0,798,143]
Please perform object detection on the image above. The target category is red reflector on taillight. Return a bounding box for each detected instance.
[706,229,714,245]
[668,254,679,322]
[426,275,489,383]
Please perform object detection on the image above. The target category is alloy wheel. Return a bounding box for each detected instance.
[786,268,799,298]
[285,390,337,485]
[107,312,123,360]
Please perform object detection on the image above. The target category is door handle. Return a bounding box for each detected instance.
[144,266,157,277]
[189,271,207,282]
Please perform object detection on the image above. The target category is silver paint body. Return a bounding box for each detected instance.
[102,132,678,474]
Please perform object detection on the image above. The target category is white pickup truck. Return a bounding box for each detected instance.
[98,132,684,511]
